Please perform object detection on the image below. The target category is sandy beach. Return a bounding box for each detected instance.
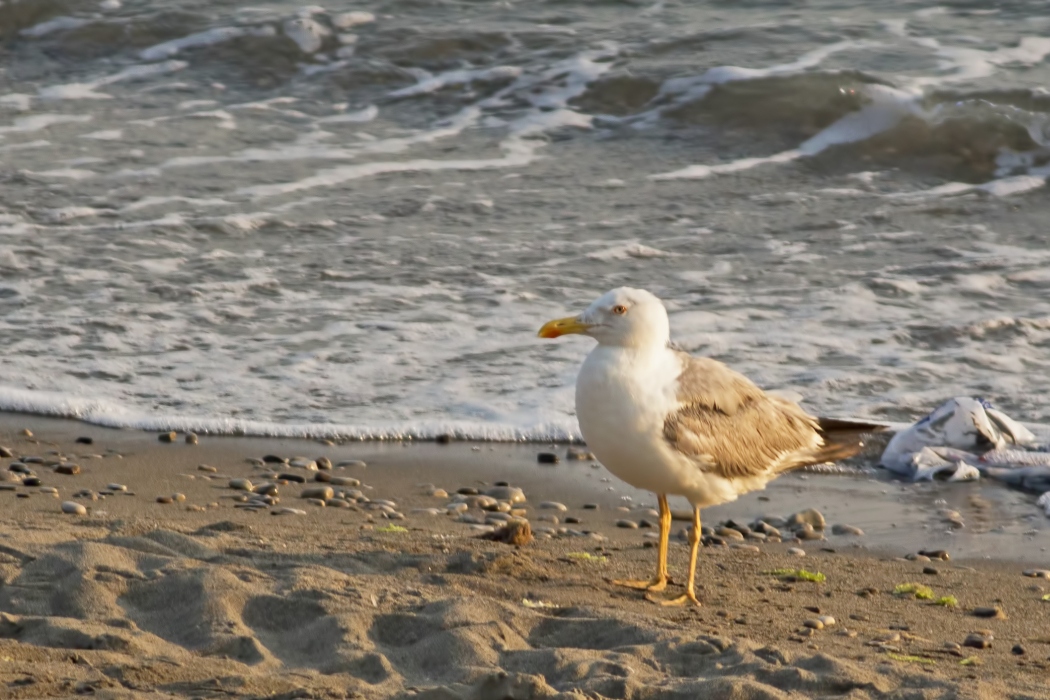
[2,414,1049,699]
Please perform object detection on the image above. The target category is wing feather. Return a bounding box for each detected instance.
[663,355,822,480]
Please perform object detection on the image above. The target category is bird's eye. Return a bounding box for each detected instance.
[612,305,628,315]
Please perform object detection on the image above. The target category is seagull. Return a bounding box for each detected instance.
[539,287,885,606]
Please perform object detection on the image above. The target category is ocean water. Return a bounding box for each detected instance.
[3,0,1050,441]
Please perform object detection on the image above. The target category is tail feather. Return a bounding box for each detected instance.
[811,417,889,465]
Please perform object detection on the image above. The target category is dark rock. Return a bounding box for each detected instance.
[922,566,939,575]
[971,607,1006,619]
[158,432,177,443]
[0,446,13,458]
[963,633,991,649]
[435,434,452,444]
[22,477,41,487]
[919,549,950,561]
[54,464,80,475]
[1012,644,1026,655]
[565,516,581,524]
[74,437,93,445]
[582,503,599,510]
[262,455,287,464]
[537,452,559,464]
[457,487,479,495]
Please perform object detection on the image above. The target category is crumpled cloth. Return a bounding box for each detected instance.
[880,397,1038,481]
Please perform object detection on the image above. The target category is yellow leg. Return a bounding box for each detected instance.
[612,493,670,593]
[654,506,702,607]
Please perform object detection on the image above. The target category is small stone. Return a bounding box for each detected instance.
[796,528,824,541]
[106,483,127,492]
[21,429,32,437]
[156,496,174,504]
[301,486,334,500]
[715,527,745,541]
[430,489,448,498]
[22,477,41,487]
[963,633,991,649]
[290,458,317,470]
[273,507,306,516]
[787,547,806,557]
[74,437,93,445]
[804,619,824,630]
[1022,569,1050,579]
[278,473,307,483]
[638,519,655,528]
[565,516,581,524]
[253,483,279,497]
[616,519,638,529]
[566,446,595,460]
[262,455,287,464]
[923,566,939,575]
[8,463,29,474]
[326,498,352,508]
[537,453,559,464]
[731,544,760,553]
[61,501,87,515]
[185,433,198,445]
[919,549,950,560]
[540,501,567,511]
[483,519,533,546]
[0,446,13,458]
[1012,644,1026,655]
[818,615,836,627]
[158,432,177,443]
[485,486,526,504]
[22,456,43,464]
[229,479,253,491]
[54,464,80,475]
[831,524,864,536]
[172,493,186,502]
[537,514,559,524]
[329,476,360,487]
[457,487,479,495]
[788,508,825,531]
[337,460,367,468]
[306,498,327,507]
[198,464,217,473]
[446,503,469,514]
[971,607,1006,619]
[316,457,332,470]
[582,503,599,510]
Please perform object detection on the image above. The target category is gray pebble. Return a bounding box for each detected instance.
[430,488,448,498]
[279,473,307,483]
[382,511,405,520]
[158,432,177,443]
[539,501,567,511]
[412,508,443,516]
[1023,569,1050,579]
[198,464,218,473]
[273,507,306,515]
[61,501,87,515]
[731,544,760,553]
[316,457,332,470]
[106,483,127,492]
[301,486,334,500]
[787,547,806,557]
[337,460,367,468]
[290,458,317,470]
[0,446,12,458]
[185,433,198,445]
[804,619,824,630]
[537,514,559,524]
[582,503,599,510]
[615,519,638,529]
[458,513,484,524]
[229,479,253,491]
[254,483,279,496]
[485,486,526,504]
[446,503,469,514]
[963,633,991,649]
[831,524,864,536]
[788,508,825,531]
[715,527,745,540]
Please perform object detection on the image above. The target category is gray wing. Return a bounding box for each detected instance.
[662,354,823,480]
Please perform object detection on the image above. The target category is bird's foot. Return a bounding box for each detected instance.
[610,576,670,593]
[646,590,702,607]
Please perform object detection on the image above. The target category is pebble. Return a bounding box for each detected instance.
[40,487,58,495]
[539,501,567,511]
[831,524,864,536]
[23,477,42,487]
[74,437,93,445]
[278,473,307,483]
[185,432,199,445]
[326,499,352,508]
[290,458,318,470]
[1023,569,1050,579]
[430,489,448,498]
[787,547,806,557]
[537,453,559,465]
[412,508,443,516]
[253,483,279,496]
[972,607,1006,619]
[565,516,582,524]
[21,429,32,437]
[582,503,599,510]
[23,456,44,464]
[337,460,367,468]
[8,463,30,474]
[818,615,836,627]
[731,544,760,553]
[919,549,950,561]
[922,566,939,575]
[446,503,469,514]
[61,501,87,515]
[274,507,306,516]
[0,446,13,458]
[229,479,253,491]
[638,519,655,529]
[263,455,287,464]
[382,511,405,520]
[485,512,511,523]
[54,464,81,475]
[156,496,174,504]
[301,486,334,500]
[198,464,217,473]
[537,514,559,524]
[485,486,526,504]
[963,632,992,649]
[788,508,825,531]
[457,487,479,495]
[804,619,824,630]
[173,493,186,502]
[316,457,332,470]
[158,432,177,443]
[796,528,824,541]
[715,527,745,541]
[616,519,639,529]
[306,498,327,507]
[106,483,127,492]
[329,476,360,487]
[1012,644,1026,655]
[458,513,484,524]
[566,446,595,460]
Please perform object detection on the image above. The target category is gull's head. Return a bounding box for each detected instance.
[538,287,670,348]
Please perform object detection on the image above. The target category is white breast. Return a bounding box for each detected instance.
[575,346,689,494]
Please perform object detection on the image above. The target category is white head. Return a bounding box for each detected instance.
[538,287,670,349]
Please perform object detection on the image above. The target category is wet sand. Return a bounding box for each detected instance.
[2,413,1050,699]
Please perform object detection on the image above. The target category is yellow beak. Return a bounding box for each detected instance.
[538,316,591,339]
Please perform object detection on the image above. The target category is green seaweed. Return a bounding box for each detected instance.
[894,583,934,600]
[763,568,826,583]
[959,657,980,666]
[885,652,936,665]
[933,596,958,607]
[1042,594,1050,602]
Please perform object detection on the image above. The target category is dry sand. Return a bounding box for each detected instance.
[2,414,1050,699]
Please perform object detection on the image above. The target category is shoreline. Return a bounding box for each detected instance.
[2,412,1050,698]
